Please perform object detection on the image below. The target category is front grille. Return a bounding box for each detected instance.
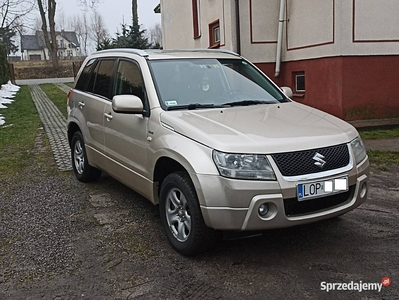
[283,186,355,217]
[271,144,350,177]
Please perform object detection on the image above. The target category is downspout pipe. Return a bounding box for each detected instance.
[235,0,241,55]
[275,0,285,77]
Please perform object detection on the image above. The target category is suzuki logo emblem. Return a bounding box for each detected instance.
[313,152,326,168]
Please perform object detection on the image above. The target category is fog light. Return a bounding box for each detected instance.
[258,203,269,217]
[360,182,367,198]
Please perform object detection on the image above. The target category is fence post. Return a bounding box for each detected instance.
[9,63,15,84]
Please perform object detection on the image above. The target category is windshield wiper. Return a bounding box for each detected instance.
[222,100,274,107]
[167,103,225,111]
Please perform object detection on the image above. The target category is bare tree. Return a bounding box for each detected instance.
[37,0,58,69]
[78,0,101,10]
[149,23,162,47]
[90,11,108,49]
[56,10,66,31]
[71,13,89,56]
[32,16,42,33]
[81,13,89,55]
[132,0,138,25]
[0,0,34,29]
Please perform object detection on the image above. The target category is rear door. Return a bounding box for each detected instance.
[103,58,150,196]
[73,58,116,167]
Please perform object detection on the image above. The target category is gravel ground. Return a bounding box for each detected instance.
[0,129,398,299]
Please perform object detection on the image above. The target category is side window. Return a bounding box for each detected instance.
[86,61,99,93]
[93,59,116,99]
[114,60,145,100]
[75,58,96,91]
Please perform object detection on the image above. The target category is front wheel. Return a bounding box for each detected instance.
[159,172,219,256]
[71,131,101,182]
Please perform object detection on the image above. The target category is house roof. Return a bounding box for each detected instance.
[21,35,40,51]
[58,31,80,46]
[21,31,80,51]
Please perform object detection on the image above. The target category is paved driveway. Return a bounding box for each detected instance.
[0,131,397,299]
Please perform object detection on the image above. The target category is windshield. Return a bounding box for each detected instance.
[148,58,288,110]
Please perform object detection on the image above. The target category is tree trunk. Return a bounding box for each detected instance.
[37,0,59,69]
[132,0,138,25]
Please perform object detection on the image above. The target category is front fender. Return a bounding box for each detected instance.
[149,129,219,205]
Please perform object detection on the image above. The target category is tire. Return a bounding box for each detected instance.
[71,131,101,182]
[159,171,219,256]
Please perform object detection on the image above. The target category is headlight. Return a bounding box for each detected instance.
[212,150,276,180]
[350,136,367,164]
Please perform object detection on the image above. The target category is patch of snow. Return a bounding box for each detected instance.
[0,81,20,126]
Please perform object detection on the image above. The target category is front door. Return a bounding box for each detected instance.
[103,59,150,197]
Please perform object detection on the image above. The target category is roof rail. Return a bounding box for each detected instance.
[158,49,240,57]
[95,48,149,57]
[94,48,240,57]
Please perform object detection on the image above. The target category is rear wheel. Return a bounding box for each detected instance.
[71,131,101,182]
[159,172,219,256]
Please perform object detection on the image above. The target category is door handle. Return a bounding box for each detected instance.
[104,113,113,120]
[78,101,85,108]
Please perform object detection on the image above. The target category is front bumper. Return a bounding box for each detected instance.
[197,156,369,231]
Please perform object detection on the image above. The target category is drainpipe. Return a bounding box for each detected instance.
[235,0,241,55]
[275,0,285,77]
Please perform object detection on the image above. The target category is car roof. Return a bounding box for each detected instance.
[92,48,241,60]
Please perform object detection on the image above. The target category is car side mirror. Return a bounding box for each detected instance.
[112,95,144,114]
[280,87,293,98]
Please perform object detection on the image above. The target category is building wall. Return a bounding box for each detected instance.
[257,55,399,120]
[160,0,236,50]
[56,35,80,58]
[160,0,399,120]
[23,49,45,60]
[257,57,344,118]
[241,0,399,63]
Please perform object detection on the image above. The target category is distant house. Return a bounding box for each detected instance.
[21,30,81,61]
[157,0,399,121]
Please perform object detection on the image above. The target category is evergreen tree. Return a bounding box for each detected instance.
[97,22,151,50]
[0,26,18,55]
[0,43,10,84]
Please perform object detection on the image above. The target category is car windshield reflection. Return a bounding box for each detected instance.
[149,58,288,110]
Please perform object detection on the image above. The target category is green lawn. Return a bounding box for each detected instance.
[39,83,68,117]
[367,150,399,169]
[360,128,399,140]
[0,86,41,178]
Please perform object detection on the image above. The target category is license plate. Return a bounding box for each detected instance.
[297,177,348,201]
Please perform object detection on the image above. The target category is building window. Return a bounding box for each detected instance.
[209,20,220,48]
[294,72,305,93]
[192,0,201,39]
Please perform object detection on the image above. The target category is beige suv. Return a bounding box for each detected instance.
[67,49,369,255]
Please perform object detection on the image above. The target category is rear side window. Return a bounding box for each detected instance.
[114,60,145,100]
[93,59,116,99]
[75,58,96,91]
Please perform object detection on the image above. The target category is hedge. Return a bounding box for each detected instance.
[0,42,9,84]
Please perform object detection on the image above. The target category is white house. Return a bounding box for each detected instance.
[157,0,399,120]
[21,30,81,61]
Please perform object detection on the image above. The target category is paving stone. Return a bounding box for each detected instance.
[30,85,72,172]
[55,83,73,94]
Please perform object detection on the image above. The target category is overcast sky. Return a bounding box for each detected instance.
[49,0,161,35]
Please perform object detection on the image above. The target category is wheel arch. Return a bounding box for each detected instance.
[67,122,81,147]
[153,156,189,205]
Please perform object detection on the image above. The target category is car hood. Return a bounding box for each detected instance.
[159,102,358,154]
